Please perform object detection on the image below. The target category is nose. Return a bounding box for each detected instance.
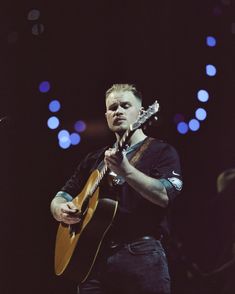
[114,105,124,115]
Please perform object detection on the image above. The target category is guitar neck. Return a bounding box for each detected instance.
[117,128,135,152]
[89,128,134,195]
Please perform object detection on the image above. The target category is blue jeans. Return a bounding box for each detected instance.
[79,237,171,294]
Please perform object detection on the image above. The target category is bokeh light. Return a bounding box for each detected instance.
[188,119,200,131]
[47,116,60,129]
[195,108,207,121]
[70,133,81,145]
[177,122,189,134]
[197,89,209,102]
[58,130,70,141]
[49,100,61,112]
[74,120,86,132]
[39,81,50,93]
[206,64,217,76]
[59,140,71,149]
[206,36,217,47]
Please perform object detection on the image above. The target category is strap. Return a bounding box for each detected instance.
[129,137,155,167]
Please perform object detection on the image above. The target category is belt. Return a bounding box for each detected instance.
[108,235,162,249]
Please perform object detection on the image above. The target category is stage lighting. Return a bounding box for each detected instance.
[195,108,207,121]
[49,100,61,112]
[206,36,217,47]
[206,64,217,76]
[74,120,86,132]
[189,119,200,131]
[70,133,81,145]
[47,116,60,129]
[177,122,189,134]
[197,89,209,102]
[39,81,51,93]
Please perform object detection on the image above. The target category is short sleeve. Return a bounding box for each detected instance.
[150,144,183,204]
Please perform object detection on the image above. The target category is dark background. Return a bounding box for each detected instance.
[1,0,235,293]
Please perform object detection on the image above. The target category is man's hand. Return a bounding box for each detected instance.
[51,198,81,225]
[104,148,132,177]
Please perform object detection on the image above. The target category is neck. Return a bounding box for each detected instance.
[115,129,147,147]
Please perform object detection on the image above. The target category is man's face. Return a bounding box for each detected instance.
[105,90,141,134]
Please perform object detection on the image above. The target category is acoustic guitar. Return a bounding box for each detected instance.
[54,101,160,282]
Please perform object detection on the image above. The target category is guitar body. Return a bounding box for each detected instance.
[54,169,118,282]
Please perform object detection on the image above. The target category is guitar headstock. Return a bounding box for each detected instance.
[130,100,160,131]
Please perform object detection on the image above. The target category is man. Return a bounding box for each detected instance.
[51,84,183,294]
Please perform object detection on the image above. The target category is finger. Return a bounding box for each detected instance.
[61,212,81,221]
[67,202,79,212]
[61,208,78,215]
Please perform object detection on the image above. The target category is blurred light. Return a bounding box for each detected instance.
[47,116,59,129]
[49,100,61,112]
[177,122,189,135]
[206,64,217,76]
[70,133,81,145]
[58,130,70,141]
[74,120,86,132]
[206,36,217,47]
[32,23,45,35]
[39,81,50,93]
[195,108,207,121]
[197,89,209,102]
[173,113,185,124]
[188,119,200,131]
[59,140,71,149]
[27,9,40,21]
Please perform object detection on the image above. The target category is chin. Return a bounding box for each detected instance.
[112,126,127,135]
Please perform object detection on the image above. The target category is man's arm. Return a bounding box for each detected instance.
[104,149,169,208]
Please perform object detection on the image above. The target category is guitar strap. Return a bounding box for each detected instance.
[128,137,155,167]
[96,137,154,171]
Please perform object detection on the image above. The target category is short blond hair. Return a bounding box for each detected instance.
[105,84,142,103]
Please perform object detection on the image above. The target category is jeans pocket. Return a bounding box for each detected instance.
[127,240,163,255]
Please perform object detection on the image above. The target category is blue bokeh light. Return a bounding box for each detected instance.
[188,119,200,131]
[49,100,61,112]
[206,64,217,76]
[39,81,51,93]
[58,129,70,141]
[195,108,207,121]
[47,116,60,129]
[197,89,209,102]
[177,122,189,135]
[74,120,86,132]
[206,36,217,47]
[59,140,71,149]
[70,133,81,145]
